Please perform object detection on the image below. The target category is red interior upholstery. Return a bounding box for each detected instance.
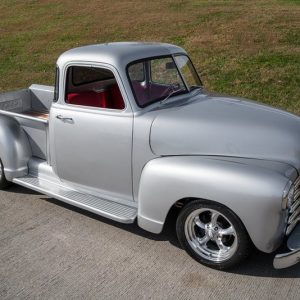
[131,81,169,106]
[132,81,148,105]
[67,85,125,109]
[109,84,125,109]
[67,91,110,108]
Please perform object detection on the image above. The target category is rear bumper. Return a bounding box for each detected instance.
[273,223,300,269]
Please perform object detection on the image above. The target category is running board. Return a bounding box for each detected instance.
[13,175,137,223]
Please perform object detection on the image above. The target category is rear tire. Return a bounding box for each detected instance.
[0,159,12,189]
[176,199,253,270]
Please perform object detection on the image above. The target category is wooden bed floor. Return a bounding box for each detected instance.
[23,110,49,120]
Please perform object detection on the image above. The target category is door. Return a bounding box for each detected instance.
[50,64,133,202]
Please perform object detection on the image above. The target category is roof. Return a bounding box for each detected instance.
[56,42,186,68]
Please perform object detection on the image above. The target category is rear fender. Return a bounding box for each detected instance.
[0,116,31,180]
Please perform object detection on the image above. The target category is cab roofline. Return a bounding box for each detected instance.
[56,42,187,68]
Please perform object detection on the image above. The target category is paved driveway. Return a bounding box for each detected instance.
[0,185,299,299]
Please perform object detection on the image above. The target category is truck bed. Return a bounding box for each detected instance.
[0,84,53,122]
[0,84,54,160]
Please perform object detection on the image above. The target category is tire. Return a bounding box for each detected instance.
[0,159,12,189]
[176,199,253,270]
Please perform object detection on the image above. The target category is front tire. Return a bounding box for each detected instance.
[0,159,12,189]
[176,200,252,270]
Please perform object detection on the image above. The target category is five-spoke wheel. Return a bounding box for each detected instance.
[185,208,237,262]
[176,200,252,269]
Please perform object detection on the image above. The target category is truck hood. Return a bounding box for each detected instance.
[150,92,300,170]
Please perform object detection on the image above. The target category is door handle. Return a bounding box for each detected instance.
[56,115,73,122]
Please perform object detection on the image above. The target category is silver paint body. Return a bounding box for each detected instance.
[0,42,299,254]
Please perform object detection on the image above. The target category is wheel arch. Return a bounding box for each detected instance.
[174,197,251,231]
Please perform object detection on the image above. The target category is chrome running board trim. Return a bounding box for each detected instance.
[13,175,137,224]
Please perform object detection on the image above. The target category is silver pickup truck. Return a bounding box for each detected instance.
[1,42,299,270]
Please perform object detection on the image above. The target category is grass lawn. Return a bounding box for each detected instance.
[0,0,299,112]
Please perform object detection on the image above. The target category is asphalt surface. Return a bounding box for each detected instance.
[1,184,300,300]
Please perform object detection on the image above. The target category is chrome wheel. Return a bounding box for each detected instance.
[184,208,238,262]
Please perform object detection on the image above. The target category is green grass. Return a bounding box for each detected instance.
[0,0,299,113]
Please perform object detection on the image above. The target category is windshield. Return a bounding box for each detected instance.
[127,55,201,107]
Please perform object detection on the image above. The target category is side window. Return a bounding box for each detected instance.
[65,66,125,110]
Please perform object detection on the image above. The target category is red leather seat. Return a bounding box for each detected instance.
[67,85,125,110]
[67,91,111,108]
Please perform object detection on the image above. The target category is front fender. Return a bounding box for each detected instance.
[137,156,289,253]
[0,116,31,180]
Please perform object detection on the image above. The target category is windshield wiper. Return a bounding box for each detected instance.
[160,87,186,105]
[190,85,202,91]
